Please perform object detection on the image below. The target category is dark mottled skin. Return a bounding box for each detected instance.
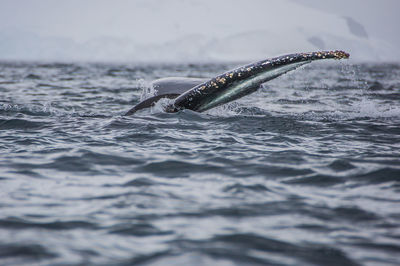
[125,94,180,115]
[168,50,349,112]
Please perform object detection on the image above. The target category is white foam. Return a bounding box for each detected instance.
[138,79,154,101]
[349,98,400,118]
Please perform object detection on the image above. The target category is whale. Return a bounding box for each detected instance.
[125,50,349,115]
[125,77,207,115]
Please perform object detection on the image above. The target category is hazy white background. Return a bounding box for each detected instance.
[0,0,399,62]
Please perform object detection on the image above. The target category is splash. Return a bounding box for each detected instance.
[0,102,59,117]
[350,99,400,118]
[138,79,155,101]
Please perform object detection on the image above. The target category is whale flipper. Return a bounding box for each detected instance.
[125,50,349,115]
[168,50,349,112]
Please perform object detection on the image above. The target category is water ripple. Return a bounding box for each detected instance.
[0,62,399,265]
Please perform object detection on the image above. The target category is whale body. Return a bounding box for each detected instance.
[125,77,207,115]
[125,50,349,115]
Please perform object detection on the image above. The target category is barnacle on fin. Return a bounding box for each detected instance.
[333,50,350,59]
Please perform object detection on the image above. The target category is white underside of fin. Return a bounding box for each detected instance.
[197,61,309,112]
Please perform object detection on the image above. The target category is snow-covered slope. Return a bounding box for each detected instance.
[0,0,397,62]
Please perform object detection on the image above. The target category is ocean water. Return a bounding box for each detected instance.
[0,61,399,266]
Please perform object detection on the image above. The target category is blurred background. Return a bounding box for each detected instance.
[0,0,399,62]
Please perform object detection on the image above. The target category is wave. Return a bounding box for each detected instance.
[0,243,56,260]
[0,217,97,230]
[0,118,49,130]
[169,234,359,266]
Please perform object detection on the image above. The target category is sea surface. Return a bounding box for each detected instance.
[0,60,399,266]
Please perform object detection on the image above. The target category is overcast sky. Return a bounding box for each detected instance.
[0,0,399,62]
[294,0,400,47]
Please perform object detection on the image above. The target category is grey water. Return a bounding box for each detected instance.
[0,61,399,266]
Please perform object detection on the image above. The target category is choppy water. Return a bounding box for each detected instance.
[1,61,400,266]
